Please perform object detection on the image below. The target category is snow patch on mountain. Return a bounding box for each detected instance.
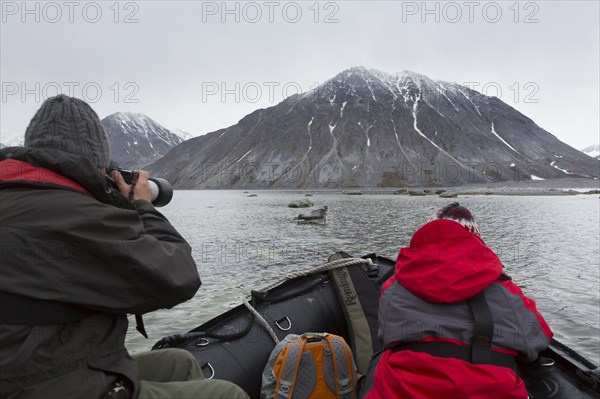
[491,122,521,155]
[101,112,185,167]
[172,128,194,141]
[551,161,574,175]
[581,144,600,159]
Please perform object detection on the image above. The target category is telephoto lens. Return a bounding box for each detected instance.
[109,168,174,207]
[148,177,173,207]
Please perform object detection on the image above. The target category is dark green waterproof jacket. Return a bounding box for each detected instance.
[0,147,201,399]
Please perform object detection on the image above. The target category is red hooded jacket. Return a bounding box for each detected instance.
[367,220,552,399]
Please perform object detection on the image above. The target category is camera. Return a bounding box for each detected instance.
[107,168,174,207]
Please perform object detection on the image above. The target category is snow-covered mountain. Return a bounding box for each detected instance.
[0,131,24,148]
[147,66,599,189]
[1,115,185,167]
[581,144,600,159]
[171,128,194,142]
[101,112,185,168]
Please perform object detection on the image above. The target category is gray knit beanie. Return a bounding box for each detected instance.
[24,95,111,168]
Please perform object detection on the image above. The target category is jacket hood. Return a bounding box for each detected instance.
[0,146,132,209]
[395,219,502,303]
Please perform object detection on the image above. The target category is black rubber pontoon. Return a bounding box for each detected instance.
[153,254,600,399]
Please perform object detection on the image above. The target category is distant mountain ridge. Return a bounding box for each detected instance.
[147,66,599,188]
[101,112,186,168]
[0,131,23,148]
[581,144,600,160]
[171,128,194,141]
[2,115,189,167]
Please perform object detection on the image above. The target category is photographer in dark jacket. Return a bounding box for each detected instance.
[0,95,249,399]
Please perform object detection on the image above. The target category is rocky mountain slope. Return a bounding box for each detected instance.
[145,66,599,188]
[101,112,187,168]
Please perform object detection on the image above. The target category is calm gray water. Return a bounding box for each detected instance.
[126,191,600,366]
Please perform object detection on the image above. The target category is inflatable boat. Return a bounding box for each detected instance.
[152,254,600,399]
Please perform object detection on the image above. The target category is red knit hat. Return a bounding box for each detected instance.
[428,202,481,237]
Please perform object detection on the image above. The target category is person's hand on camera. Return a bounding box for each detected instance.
[112,170,153,203]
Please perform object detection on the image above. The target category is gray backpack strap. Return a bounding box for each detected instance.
[329,260,381,374]
[261,334,300,399]
[467,290,494,365]
[275,339,306,399]
[328,335,355,399]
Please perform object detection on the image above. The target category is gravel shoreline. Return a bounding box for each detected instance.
[327,178,600,196]
[403,177,600,196]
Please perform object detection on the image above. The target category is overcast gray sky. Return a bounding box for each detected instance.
[1,0,598,150]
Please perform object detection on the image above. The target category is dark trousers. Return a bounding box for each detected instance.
[134,349,249,399]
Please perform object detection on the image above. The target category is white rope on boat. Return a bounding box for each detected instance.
[244,300,280,344]
[243,257,373,345]
[251,257,373,298]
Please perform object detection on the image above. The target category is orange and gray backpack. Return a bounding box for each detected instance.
[260,332,358,399]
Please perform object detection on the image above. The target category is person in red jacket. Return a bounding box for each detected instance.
[366,203,552,399]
